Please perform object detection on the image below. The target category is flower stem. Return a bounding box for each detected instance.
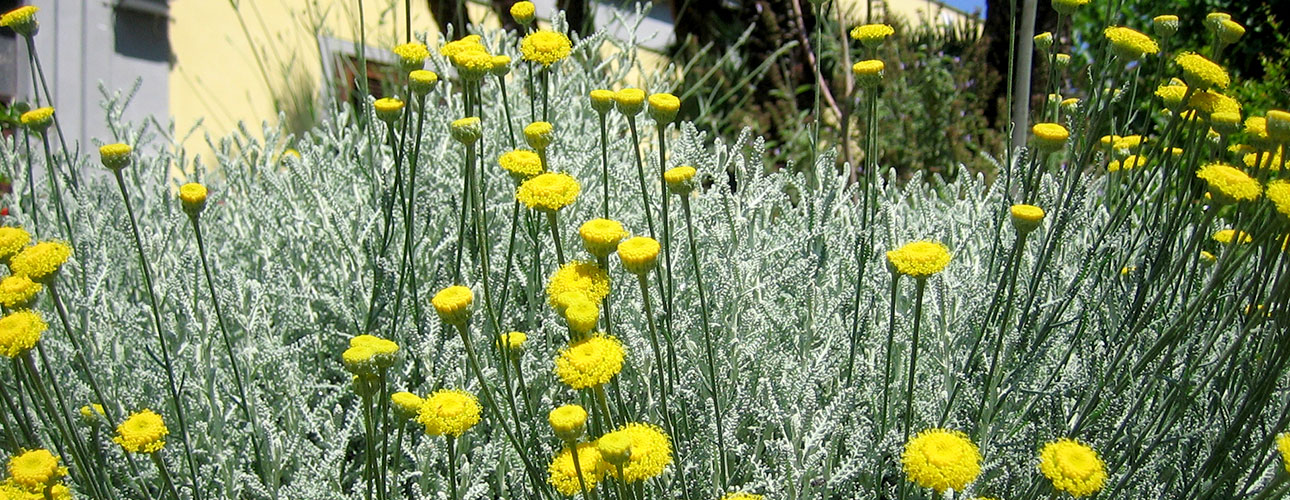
[446,435,460,500]
[901,279,929,444]
[679,196,728,488]
[547,211,567,265]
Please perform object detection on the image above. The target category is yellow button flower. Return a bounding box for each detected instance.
[603,422,672,483]
[1031,123,1069,152]
[547,442,604,495]
[114,409,169,454]
[886,241,951,279]
[179,182,208,215]
[524,121,554,150]
[510,1,535,25]
[0,310,45,359]
[648,93,680,124]
[547,404,587,442]
[545,260,610,308]
[373,97,404,122]
[392,42,429,71]
[20,107,53,132]
[409,70,439,96]
[579,218,627,258]
[99,143,133,170]
[849,23,894,46]
[432,285,474,325]
[0,6,39,37]
[7,449,66,489]
[1196,162,1260,204]
[589,89,615,115]
[554,334,624,389]
[517,172,580,212]
[1176,52,1229,90]
[853,59,885,88]
[9,241,72,283]
[1010,204,1045,234]
[417,389,481,437]
[391,392,424,421]
[614,88,646,116]
[499,149,544,183]
[520,30,572,66]
[451,116,483,145]
[1103,26,1158,60]
[664,166,697,195]
[618,236,660,276]
[0,275,42,309]
[901,428,982,493]
[0,227,30,262]
[1039,438,1107,498]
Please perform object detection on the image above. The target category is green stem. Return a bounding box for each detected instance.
[568,440,592,499]
[679,196,728,487]
[599,114,610,218]
[901,279,929,444]
[547,211,567,265]
[446,436,460,500]
[152,453,182,500]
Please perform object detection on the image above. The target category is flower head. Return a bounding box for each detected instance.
[614,88,646,116]
[1010,204,1046,234]
[1267,110,1290,143]
[1277,433,1290,473]
[417,389,481,437]
[664,166,698,195]
[451,116,483,144]
[1108,155,1148,172]
[10,241,72,283]
[499,149,544,182]
[1031,123,1070,152]
[597,431,633,466]
[114,409,168,453]
[1050,0,1088,15]
[79,404,106,425]
[564,299,600,335]
[548,442,604,495]
[498,331,528,353]
[179,182,208,215]
[0,6,39,36]
[451,49,493,81]
[901,428,982,493]
[648,93,680,124]
[720,494,764,500]
[1152,15,1179,38]
[490,54,512,76]
[0,276,42,309]
[603,422,672,483]
[1216,19,1245,45]
[511,1,536,24]
[579,219,627,258]
[518,173,580,212]
[0,310,48,359]
[555,334,625,389]
[618,237,660,276]
[548,404,588,441]
[7,449,66,489]
[589,89,615,115]
[350,334,399,369]
[1196,162,1260,204]
[524,121,554,150]
[439,35,484,58]
[521,30,572,66]
[1267,180,1290,220]
[1176,52,1229,90]
[20,107,53,132]
[1039,438,1107,497]
[392,42,429,71]
[886,241,951,279]
[1033,32,1053,51]
[432,285,474,325]
[410,70,439,95]
[546,261,610,308]
[99,143,133,170]
[1212,228,1252,245]
[0,227,30,262]
[373,97,404,122]
[849,24,894,46]
[391,392,424,421]
[853,60,885,88]
[1103,26,1158,60]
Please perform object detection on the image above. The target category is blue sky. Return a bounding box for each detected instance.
[942,0,987,15]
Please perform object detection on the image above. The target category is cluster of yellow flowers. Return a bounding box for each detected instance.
[544,406,673,496]
[2,448,71,499]
[898,429,1107,498]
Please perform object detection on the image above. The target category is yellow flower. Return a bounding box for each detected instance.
[432,285,474,325]
[618,236,660,276]
[79,403,106,425]
[350,334,399,369]
[1010,204,1045,234]
[524,121,554,150]
[548,404,588,441]
[1188,90,1241,118]
[554,334,625,389]
[1033,32,1053,51]
[1196,162,1260,204]
[342,345,380,376]
[1267,180,1290,220]
[1205,12,1231,32]
[391,392,424,420]
[852,59,885,88]
[490,54,512,77]
[720,493,764,500]
[114,409,168,453]
[849,24,894,46]
[439,35,484,58]
[546,261,610,308]
[1212,111,1242,135]
[1112,135,1146,151]
[886,241,951,279]
[0,276,41,309]
[450,116,483,145]
[1176,52,1229,90]
[521,30,572,66]
[179,182,208,215]
[614,88,646,116]
[589,89,615,115]
[1212,229,1252,245]
[648,93,681,124]
[1060,97,1080,111]
[1199,250,1217,264]
[499,149,544,182]
[498,331,528,353]
[1155,83,1187,110]
[417,389,481,437]
[1031,123,1069,152]
[0,6,39,36]
[451,49,493,81]
[1039,438,1107,497]
[1108,155,1147,172]
[373,97,404,122]
[564,300,600,335]
[410,70,439,95]
[517,172,580,212]
[548,442,604,495]
[1277,433,1290,473]
[0,227,30,262]
[1268,110,1290,143]
[603,422,672,483]
[1103,26,1158,60]
[1050,0,1089,15]
[99,143,133,170]
[510,1,536,25]
[19,107,53,131]
[1216,19,1245,45]
[664,166,698,195]
[7,449,66,489]
[392,42,429,71]
[597,431,632,466]
[10,241,72,283]
[579,219,627,258]
[901,428,982,493]
[1152,15,1179,38]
